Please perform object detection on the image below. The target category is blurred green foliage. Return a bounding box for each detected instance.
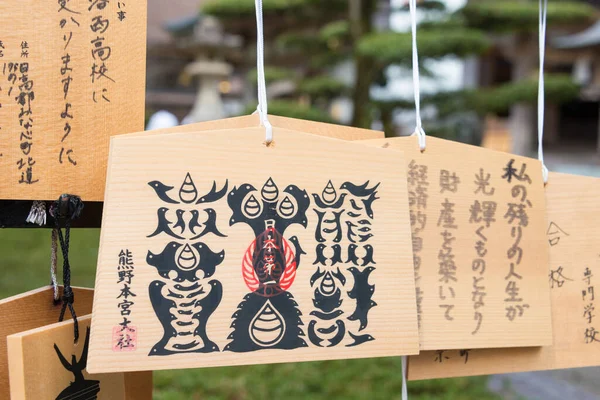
[247,66,297,84]
[462,1,598,31]
[203,0,589,138]
[297,76,349,98]
[357,30,491,64]
[203,0,307,16]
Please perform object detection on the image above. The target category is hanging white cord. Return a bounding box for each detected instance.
[538,0,549,183]
[409,0,426,151]
[401,356,408,400]
[254,0,273,144]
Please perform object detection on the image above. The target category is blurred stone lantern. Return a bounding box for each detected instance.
[166,14,242,123]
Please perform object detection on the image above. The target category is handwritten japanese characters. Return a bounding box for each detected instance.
[470,169,496,334]
[407,172,600,380]
[361,136,552,350]
[407,161,428,326]
[89,127,418,373]
[0,1,146,200]
[7,315,152,399]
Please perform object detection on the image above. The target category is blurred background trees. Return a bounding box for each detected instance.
[145,0,599,156]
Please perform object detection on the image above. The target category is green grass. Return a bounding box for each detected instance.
[0,229,500,400]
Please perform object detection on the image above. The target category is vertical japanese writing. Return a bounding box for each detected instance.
[469,169,496,334]
[14,49,37,184]
[407,161,428,325]
[113,249,137,351]
[89,1,114,104]
[583,266,598,344]
[117,2,127,21]
[58,5,80,166]
[501,159,531,321]
[438,169,460,321]
[548,222,572,289]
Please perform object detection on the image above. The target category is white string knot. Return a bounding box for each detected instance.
[254,0,273,144]
[538,0,548,183]
[414,125,426,152]
[409,0,425,152]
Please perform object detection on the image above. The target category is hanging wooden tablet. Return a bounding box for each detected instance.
[0,0,146,201]
[407,171,600,379]
[88,126,419,373]
[361,136,552,350]
[0,286,94,398]
[7,315,152,399]
[127,114,385,141]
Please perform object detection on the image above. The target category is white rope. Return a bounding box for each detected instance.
[409,0,426,151]
[538,0,549,183]
[254,0,273,144]
[51,228,59,302]
[401,356,408,400]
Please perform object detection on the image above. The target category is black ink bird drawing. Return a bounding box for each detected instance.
[191,208,227,239]
[172,209,186,234]
[288,235,306,269]
[330,244,343,266]
[313,243,328,265]
[340,181,380,197]
[361,244,376,266]
[188,209,203,235]
[148,180,180,204]
[346,331,375,347]
[347,266,377,331]
[148,207,185,239]
[346,220,358,243]
[362,191,380,219]
[197,180,228,204]
[312,192,347,209]
[346,244,360,265]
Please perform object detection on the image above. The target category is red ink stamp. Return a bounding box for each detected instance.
[112,325,137,352]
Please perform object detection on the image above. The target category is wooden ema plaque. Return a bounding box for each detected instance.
[0,0,146,201]
[361,136,552,350]
[88,127,419,373]
[8,315,152,399]
[127,114,385,141]
[0,286,94,399]
[407,172,600,379]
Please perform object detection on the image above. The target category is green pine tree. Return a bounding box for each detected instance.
[202,0,595,149]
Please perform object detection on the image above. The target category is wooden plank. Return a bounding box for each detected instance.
[407,171,600,379]
[0,286,94,399]
[361,136,552,350]
[125,114,385,141]
[88,126,418,373]
[0,0,146,201]
[7,315,152,399]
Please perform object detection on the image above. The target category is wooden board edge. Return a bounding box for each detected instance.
[0,286,93,305]
[110,126,394,159]
[8,314,91,340]
[7,334,25,400]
